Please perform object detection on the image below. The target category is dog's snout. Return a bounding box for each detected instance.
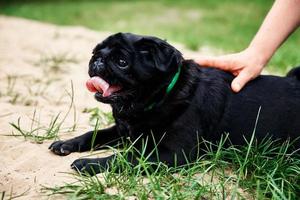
[92,57,104,72]
[89,57,106,77]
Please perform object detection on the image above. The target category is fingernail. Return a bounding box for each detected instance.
[232,82,241,92]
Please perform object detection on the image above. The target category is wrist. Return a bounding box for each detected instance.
[244,45,271,68]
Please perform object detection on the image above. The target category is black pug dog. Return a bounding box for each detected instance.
[49,32,300,175]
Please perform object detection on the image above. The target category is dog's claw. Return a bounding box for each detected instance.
[60,147,70,155]
[48,140,76,156]
[48,142,54,149]
[70,163,76,170]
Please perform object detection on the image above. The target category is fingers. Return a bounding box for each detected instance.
[231,69,254,92]
[196,52,264,93]
[196,56,232,71]
[197,56,250,92]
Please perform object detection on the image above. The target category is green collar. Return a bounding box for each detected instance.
[145,65,182,111]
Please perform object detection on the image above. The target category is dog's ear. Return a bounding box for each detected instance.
[134,37,182,73]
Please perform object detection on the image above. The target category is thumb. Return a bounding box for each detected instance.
[231,69,253,92]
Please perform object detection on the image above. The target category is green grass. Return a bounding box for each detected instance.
[1,188,30,200]
[8,81,77,143]
[1,0,300,73]
[82,107,114,128]
[42,109,300,199]
[2,1,300,199]
[34,52,78,74]
[0,74,20,105]
[43,134,300,199]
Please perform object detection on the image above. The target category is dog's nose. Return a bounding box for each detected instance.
[92,57,104,73]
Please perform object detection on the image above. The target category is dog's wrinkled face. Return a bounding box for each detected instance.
[87,33,182,106]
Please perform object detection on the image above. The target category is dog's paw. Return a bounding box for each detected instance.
[49,140,78,156]
[71,158,108,175]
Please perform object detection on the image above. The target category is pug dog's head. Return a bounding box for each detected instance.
[86,33,183,111]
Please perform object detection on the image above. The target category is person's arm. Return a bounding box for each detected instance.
[197,0,300,92]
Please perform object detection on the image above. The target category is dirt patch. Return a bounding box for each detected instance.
[0,16,218,199]
[0,16,112,199]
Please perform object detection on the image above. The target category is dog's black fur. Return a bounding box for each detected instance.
[49,33,300,175]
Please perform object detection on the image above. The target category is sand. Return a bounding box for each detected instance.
[0,15,114,200]
[0,16,222,199]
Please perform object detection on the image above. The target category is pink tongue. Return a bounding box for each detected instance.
[86,76,122,97]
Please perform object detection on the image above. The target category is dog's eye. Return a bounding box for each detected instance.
[117,58,129,69]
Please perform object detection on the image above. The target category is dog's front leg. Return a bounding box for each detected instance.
[71,149,187,176]
[71,155,116,175]
[49,126,122,156]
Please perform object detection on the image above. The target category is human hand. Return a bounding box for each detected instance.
[196,48,267,92]
[196,0,300,92]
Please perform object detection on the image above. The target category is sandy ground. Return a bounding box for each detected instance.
[0,16,222,199]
